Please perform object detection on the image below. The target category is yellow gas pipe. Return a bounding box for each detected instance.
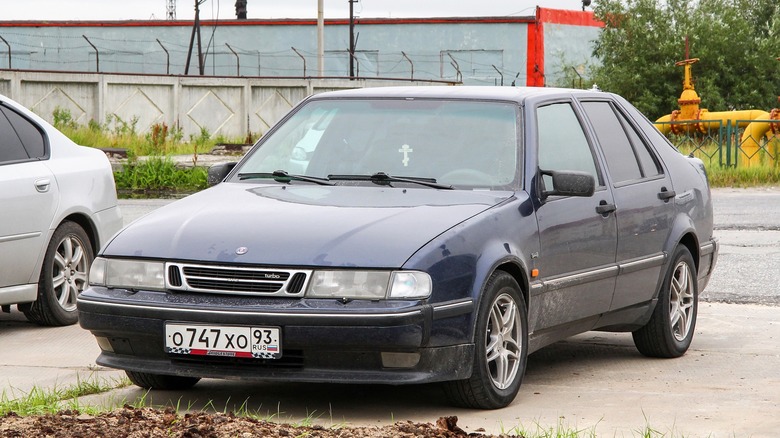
[654,58,779,167]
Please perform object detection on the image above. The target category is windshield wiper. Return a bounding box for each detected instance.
[237,170,335,186]
[328,172,454,190]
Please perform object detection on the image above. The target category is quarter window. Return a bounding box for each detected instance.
[0,105,46,164]
[0,109,30,164]
[1,106,46,159]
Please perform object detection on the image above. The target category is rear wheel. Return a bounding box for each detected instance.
[24,221,93,326]
[444,271,528,409]
[126,370,201,390]
[633,245,698,358]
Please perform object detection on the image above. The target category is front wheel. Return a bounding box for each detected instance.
[24,221,93,326]
[633,245,698,358]
[444,271,528,409]
[126,370,201,390]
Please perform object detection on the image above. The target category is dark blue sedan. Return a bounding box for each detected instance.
[78,86,718,409]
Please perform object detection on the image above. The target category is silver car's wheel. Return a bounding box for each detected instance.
[52,232,89,312]
[24,221,94,326]
[485,293,523,389]
[633,245,698,358]
[444,271,527,409]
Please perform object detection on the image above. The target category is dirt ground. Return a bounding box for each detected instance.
[0,407,518,437]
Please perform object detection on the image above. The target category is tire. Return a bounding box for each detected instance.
[633,245,698,358]
[126,371,201,390]
[444,271,528,409]
[23,221,94,326]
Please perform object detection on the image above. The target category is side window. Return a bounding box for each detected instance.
[537,102,600,187]
[1,106,46,159]
[622,112,661,177]
[581,101,660,184]
[0,109,30,164]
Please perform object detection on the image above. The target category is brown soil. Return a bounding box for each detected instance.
[0,407,519,437]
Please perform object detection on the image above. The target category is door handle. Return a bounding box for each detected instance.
[658,187,676,201]
[35,178,51,193]
[596,200,616,215]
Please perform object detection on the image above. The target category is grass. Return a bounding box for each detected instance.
[52,107,254,158]
[113,156,209,193]
[705,163,780,187]
[0,373,130,416]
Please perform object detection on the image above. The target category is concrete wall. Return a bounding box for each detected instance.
[0,71,443,138]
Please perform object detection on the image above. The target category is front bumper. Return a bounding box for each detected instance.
[77,287,474,384]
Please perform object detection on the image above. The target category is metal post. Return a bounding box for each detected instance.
[492,65,503,86]
[447,53,462,83]
[226,43,240,76]
[349,0,356,78]
[571,66,583,88]
[401,51,413,80]
[82,35,99,72]
[156,39,170,75]
[291,47,306,77]
[317,0,324,77]
[726,119,733,167]
[0,36,10,69]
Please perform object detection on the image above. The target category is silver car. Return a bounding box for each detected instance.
[0,94,122,326]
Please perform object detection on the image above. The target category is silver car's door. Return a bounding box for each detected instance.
[0,105,57,292]
[579,99,674,310]
[531,101,618,332]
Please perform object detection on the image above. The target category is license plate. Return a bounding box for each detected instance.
[165,323,281,359]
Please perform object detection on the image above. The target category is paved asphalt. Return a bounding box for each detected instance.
[1,187,778,437]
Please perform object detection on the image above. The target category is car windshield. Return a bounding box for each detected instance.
[235,98,520,188]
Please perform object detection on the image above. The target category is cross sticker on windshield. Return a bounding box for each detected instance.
[399,144,413,167]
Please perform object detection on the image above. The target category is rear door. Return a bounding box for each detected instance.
[0,104,57,290]
[579,99,674,310]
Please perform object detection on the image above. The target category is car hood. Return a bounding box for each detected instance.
[106,182,513,267]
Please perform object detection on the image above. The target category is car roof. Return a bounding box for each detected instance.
[309,85,609,104]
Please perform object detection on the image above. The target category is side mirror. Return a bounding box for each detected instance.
[540,170,595,199]
[207,162,238,186]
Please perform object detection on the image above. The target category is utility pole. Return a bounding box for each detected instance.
[348,0,356,78]
[185,0,205,75]
[166,0,177,20]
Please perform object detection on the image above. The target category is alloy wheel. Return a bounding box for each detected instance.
[52,234,89,312]
[669,260,695,342]
[485,293,523,390]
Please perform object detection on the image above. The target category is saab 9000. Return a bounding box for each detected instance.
[77,87,717,409]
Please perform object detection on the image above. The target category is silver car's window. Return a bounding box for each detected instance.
[0,108,30,163]
[1,106,46,159]
[238,99,519,187]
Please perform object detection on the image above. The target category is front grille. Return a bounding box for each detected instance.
[166,263,311,297]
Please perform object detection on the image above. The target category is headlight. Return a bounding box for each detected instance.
[88,257,166,290]
[305,270,431,300]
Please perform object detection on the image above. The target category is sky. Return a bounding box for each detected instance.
[2,0,589,21]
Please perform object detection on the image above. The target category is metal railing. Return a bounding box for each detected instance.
[656,119,780,167]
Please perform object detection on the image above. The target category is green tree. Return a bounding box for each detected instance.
[591,0,780,119]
